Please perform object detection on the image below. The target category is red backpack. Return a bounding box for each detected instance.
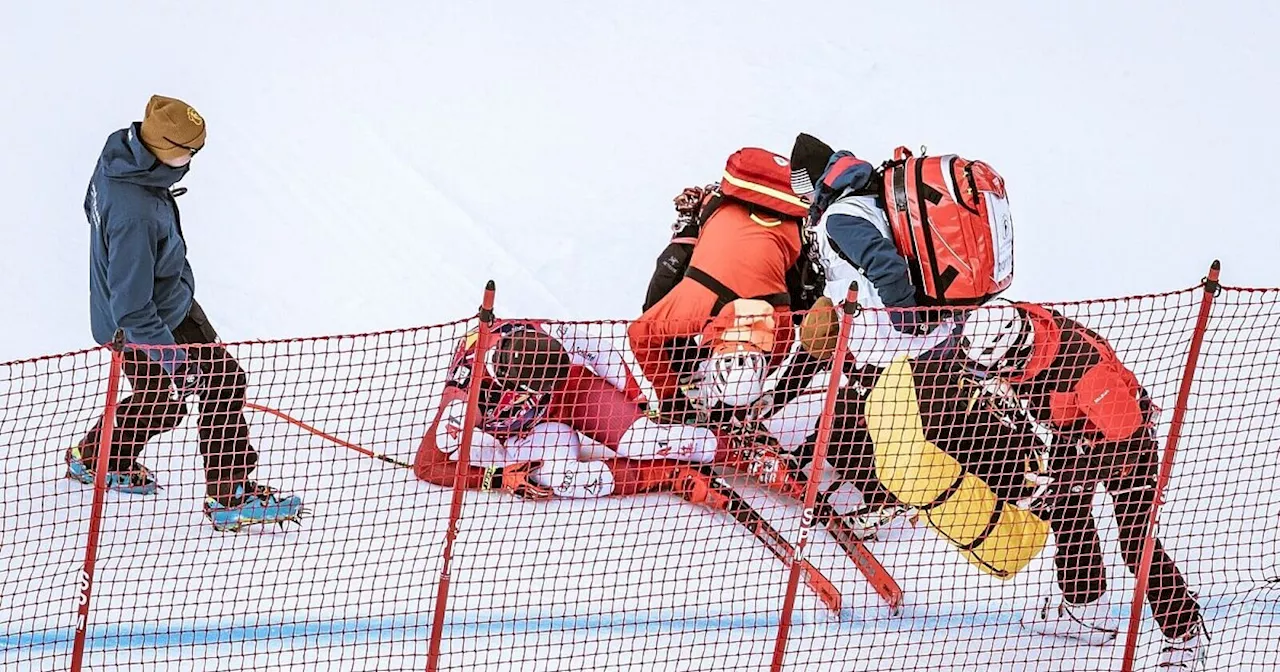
[652,148,824,313]
[718,147,810,220]
[881,147,1015,305]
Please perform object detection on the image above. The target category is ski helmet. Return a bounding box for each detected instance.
[960,299,1034,371]
[487,325,571,393]
[701,348,770,407]
[696,299,777,407]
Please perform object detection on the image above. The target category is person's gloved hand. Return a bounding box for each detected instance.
[747,391,778,421]
[677,369,711,411]
[482,463,555,500]
[653,392,696,425]
[888,307,930,335]
[673,185,706,218]
[168,362,202,400]
[799,296,838,360]
[672,184,715,232]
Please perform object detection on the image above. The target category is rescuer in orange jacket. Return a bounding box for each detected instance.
[629,147,820,418]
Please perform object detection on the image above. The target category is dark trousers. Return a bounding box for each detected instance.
[78,300,258,491]
[819,364,1201,640]
[1043,437,1202,640]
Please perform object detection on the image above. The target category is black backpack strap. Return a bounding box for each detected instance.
[752,292,793,308]
[693,189,725,231]
[685,266,791,314]
[684,266,740,315]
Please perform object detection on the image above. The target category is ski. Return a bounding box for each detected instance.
[814,498,904,614]
[782,458,905,614]
[678,465,843,615]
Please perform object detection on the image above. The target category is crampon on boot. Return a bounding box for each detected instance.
[843,502,917,540]
[65,445,158,495]
[1020,594,1121,645]
[1158,619,1209,670]
[670,466,730,512]
[738,444,807,500]
[204,481,306,532]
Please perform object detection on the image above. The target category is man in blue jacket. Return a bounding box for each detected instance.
[787,134,958,364]
[789,133,919,313]
[768,134,958,540]
[69,95,303,532]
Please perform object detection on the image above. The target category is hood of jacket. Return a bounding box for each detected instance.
[809,150,876,218]
[100,123,190,189]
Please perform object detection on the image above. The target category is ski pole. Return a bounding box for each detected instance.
[245,401,413,469]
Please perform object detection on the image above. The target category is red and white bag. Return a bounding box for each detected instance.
[882,147,1015,305]
[718,147,810,220]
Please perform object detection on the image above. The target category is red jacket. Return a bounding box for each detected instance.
[1007,302,1150,445]
[629,201,801,400]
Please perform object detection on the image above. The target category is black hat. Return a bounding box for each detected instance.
[790,133,835,197]
[489,326,571,393]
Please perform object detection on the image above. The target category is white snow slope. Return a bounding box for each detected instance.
[1,2,1278,671]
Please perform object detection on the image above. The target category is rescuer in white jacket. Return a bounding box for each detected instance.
[788,133,956,368]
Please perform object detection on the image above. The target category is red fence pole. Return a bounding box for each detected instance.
[426,280,497,672]
[1119,260,1221,672]
[771,282,861,672]
[70,329,126,672]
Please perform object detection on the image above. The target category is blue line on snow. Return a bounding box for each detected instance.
[6,600,1277,652]
[4,613,781,651]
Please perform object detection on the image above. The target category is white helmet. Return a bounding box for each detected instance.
[700,348,769,408]
[961,299,1033,370]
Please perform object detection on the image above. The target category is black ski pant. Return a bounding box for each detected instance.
[1042,435,1202,640]
[78,300,258,491]
[817,366,1201,638]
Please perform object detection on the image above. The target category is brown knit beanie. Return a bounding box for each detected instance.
[139,95,206,162]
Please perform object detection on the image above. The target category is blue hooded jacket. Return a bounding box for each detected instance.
[85,122,195,373]
[810,151,918,309]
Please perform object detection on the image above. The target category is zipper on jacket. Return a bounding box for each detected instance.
[166,189,186,243]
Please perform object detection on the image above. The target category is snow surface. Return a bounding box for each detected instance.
[2,2,1279,671]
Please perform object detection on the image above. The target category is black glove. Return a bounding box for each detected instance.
[168,361,202,400]
[655,391,697,425]
[672,185,708,230]
[481,463,554,500]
